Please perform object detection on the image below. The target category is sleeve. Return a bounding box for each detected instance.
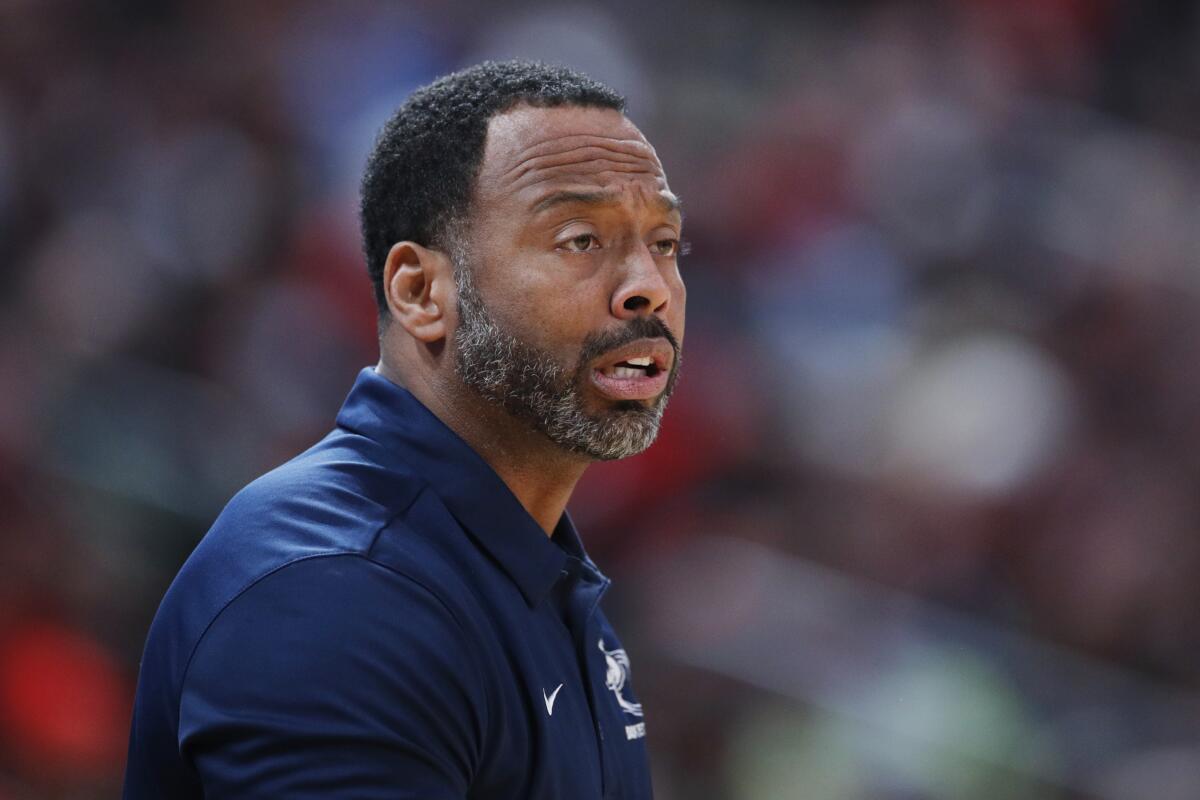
[177,554,486,798]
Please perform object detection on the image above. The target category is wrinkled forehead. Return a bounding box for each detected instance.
[475,105,672,208]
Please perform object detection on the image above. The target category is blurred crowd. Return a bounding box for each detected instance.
[3,1,1200,798]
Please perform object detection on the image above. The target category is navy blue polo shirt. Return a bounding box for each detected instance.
[123,367,652,798]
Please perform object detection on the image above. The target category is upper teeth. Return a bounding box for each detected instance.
[625,357,653,366]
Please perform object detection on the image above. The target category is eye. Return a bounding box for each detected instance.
[560,233,600,253]
[651,237,690,257]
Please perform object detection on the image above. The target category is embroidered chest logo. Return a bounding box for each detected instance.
[598,638,646,740]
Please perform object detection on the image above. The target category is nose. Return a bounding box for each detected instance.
[611,246,672,320]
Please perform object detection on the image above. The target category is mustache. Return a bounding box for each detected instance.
[577,316,681,369]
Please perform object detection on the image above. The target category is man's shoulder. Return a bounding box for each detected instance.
[127,549,484,796]
[146,428,438,676]
[209,427,423,557]
[185,553,471,686]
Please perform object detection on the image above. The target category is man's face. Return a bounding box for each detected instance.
[451,104,686,461]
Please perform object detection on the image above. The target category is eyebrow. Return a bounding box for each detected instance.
[531,189,684,218]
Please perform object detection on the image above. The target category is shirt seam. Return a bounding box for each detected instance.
[174,492,491,777]
[174,478,421,733]
[175,548,367,732]
[368,485,493,770]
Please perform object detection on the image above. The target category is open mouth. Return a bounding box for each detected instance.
[601,356,662,380]
[590,340,674,402]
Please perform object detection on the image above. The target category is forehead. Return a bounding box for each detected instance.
[474,104,674,213]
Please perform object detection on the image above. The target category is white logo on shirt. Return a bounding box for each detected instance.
[598,638,643,721]
[543,683,564,716]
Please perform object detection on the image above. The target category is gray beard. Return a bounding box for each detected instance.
[451,255,677,462]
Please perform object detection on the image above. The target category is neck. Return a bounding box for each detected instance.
[376,360,589,536]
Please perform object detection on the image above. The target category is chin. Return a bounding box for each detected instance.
[566,412,664,462]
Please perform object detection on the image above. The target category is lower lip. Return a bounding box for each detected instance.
[591,368,670,402]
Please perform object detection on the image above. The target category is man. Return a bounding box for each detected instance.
[123,60,686,798]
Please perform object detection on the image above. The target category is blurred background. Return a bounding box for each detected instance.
[3,0,1200,797]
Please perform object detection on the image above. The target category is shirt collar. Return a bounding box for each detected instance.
[335,367,574,607]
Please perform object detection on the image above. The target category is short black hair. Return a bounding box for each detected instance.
[360,60,626,316]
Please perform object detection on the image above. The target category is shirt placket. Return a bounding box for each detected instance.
[559,558,619,799]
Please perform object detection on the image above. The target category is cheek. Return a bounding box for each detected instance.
[669,276,687,340]
[491,276,603,357]
[517,259,611,324]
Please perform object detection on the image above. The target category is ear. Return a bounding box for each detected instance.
[381,241,453,343]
